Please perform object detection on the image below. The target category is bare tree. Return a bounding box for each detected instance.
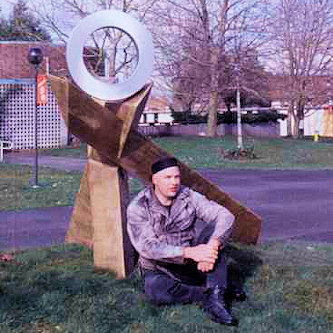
[27,0,157,82]
[220,3,270,147]
[150,0,270,136]
[28,0,271,132]
[268,0,333,137]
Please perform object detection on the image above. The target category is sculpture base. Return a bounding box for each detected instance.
[66,156,135,278]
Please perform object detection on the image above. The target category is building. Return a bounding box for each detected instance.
[140,96,173,125]
[0,41,68,150]
[268,74,333,137]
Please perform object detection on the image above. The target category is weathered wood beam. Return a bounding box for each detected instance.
[50,75,261,246]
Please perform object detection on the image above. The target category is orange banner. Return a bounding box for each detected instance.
[37,74,48,105]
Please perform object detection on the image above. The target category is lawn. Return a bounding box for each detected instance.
[0,241,331,332]
[42,136,333,169]
[153,136,333,169]
[41,143,87,159]
[1,136,332,332]
[0,163,144,211]
[0,164,81,211]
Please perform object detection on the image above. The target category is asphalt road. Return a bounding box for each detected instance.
[1,153,332,250]
[200,169,333,243]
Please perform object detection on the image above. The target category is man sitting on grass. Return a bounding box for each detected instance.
[127,157,241,326]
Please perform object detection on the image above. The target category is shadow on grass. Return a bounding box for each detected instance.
[225,244,263,295]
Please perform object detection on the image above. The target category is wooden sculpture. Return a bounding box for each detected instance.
[49,75,261,279]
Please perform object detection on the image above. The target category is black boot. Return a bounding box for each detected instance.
[202,286,238,326]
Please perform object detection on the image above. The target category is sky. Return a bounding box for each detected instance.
[1,0,14,18]
[0,0,16,17]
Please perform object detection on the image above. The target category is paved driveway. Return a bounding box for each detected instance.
[201,169,333,243]
[0,207,72,251]
[1,153,332,250]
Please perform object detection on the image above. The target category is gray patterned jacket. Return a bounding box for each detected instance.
[127,185,235,270]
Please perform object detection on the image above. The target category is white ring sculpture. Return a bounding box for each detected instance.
[66,10,154,101]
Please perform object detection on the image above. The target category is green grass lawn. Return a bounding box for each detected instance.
[41,143,87,159]
[0,163,144,211]
[153,136,333,169]
[0,241,331,332]
[0,164,82,211]
[42,136,333,169]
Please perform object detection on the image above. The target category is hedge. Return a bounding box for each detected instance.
[171,110,286,125]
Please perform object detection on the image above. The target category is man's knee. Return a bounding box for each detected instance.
[144,272,176,305]
[144,271,208,305]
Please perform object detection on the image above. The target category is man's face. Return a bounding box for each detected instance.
[152,166,181,201]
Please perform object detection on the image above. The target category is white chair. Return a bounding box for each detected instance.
[0,140,13,162]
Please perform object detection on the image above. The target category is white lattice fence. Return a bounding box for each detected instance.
[0,79,67,150]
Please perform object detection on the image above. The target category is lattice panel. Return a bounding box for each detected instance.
[0,80,67,150]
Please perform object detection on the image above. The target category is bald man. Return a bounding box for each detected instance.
[127,157,239,326]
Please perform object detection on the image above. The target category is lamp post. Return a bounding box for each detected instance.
[28,47,43,187]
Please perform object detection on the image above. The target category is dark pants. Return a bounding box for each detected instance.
[143,225,228,305]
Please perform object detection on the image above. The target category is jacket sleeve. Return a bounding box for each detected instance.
[190,190,235,245]
[127,200,184,263]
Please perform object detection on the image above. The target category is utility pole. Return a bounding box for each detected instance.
[235,63,243,149]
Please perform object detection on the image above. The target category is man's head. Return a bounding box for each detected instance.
[151,157,181,204]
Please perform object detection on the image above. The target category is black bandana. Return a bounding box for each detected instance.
[151,157,179,175]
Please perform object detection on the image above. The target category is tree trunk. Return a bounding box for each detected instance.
[207,90,218,136]
[297,113,304,139]
[293,117,299,138]
[206,0,228,137]
[287,100,294,137]
[297,90,306,139]
[207,49,219,137]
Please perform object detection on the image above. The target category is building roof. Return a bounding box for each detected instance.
[0,41,67,79]
[267,74,333,105]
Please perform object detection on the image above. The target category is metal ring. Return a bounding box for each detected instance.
[66,10,153,101]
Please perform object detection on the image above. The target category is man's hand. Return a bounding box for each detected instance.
[191,238,222,273]
[197,261,214,272]
[182,244,218,264]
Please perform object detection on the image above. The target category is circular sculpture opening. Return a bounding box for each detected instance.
[66,10,153,101]
[83,27,138,85]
